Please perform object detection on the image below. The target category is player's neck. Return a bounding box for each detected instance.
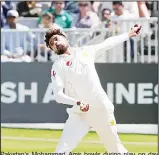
[64,46,72,55]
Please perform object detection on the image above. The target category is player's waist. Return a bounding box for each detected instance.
[77,91,107,104]
[65,83,106,100]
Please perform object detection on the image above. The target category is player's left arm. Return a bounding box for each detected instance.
[93,24,142,54]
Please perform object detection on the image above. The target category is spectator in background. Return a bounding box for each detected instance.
[72,2,101,28]
[1,2,6,27]
[121,2,139,18]
[1,1,16,27]
[90,1,101,14]
[65,1,79,15]
[112,1,135,61]
[38,1,72,28]
[1,48,32,62]
[2,1,16,18]
[37,12,61,61]
[101,8,112,28]
[112,1,135,20]
[17,1,42,17]
[98,2,139,19]
[111,1,135,33]
[137,1,150,18]
[2,10,35,62]
[39,12,60,28]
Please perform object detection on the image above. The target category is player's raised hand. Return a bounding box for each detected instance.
[128,24,142,37]
[77,101,89,112]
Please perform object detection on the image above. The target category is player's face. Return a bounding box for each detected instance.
[49,35,69,55]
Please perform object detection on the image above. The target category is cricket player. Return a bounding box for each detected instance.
[45,25,141,154]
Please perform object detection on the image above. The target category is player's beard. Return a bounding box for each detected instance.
[56,44,69,55]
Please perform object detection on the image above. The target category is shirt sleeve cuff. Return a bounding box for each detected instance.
[123,32,130,40]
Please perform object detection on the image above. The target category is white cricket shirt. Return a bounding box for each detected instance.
[51,33,129,107]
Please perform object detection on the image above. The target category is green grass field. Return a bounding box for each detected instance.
[1,128,157,153]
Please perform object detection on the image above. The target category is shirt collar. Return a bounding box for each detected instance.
[59,47,75,58]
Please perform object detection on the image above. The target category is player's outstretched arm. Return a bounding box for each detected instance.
[94,24,142,52]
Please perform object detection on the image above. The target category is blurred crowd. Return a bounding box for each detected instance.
[1,1,157,62]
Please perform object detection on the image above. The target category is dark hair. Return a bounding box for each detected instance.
[53,1,64,4]
[44,27,67,49]
[102,8,111,15]
[112,1,123,6]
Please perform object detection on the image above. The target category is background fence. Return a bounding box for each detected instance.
[1,18,158,63]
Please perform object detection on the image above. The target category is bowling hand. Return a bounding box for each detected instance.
[128,24,142,37]
[77,101,89,112]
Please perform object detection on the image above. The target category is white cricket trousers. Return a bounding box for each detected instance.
[55,97,128,154]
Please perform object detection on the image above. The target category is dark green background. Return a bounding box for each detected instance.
[1,63,158,124]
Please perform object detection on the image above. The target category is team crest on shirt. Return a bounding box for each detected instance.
[51,71,56,79]
[66,61,72,66]
[109,119,115,126]
[62,16,66,21]
[83,51,89,57]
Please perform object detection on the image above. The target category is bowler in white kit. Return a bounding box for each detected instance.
[44,25,141,154]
